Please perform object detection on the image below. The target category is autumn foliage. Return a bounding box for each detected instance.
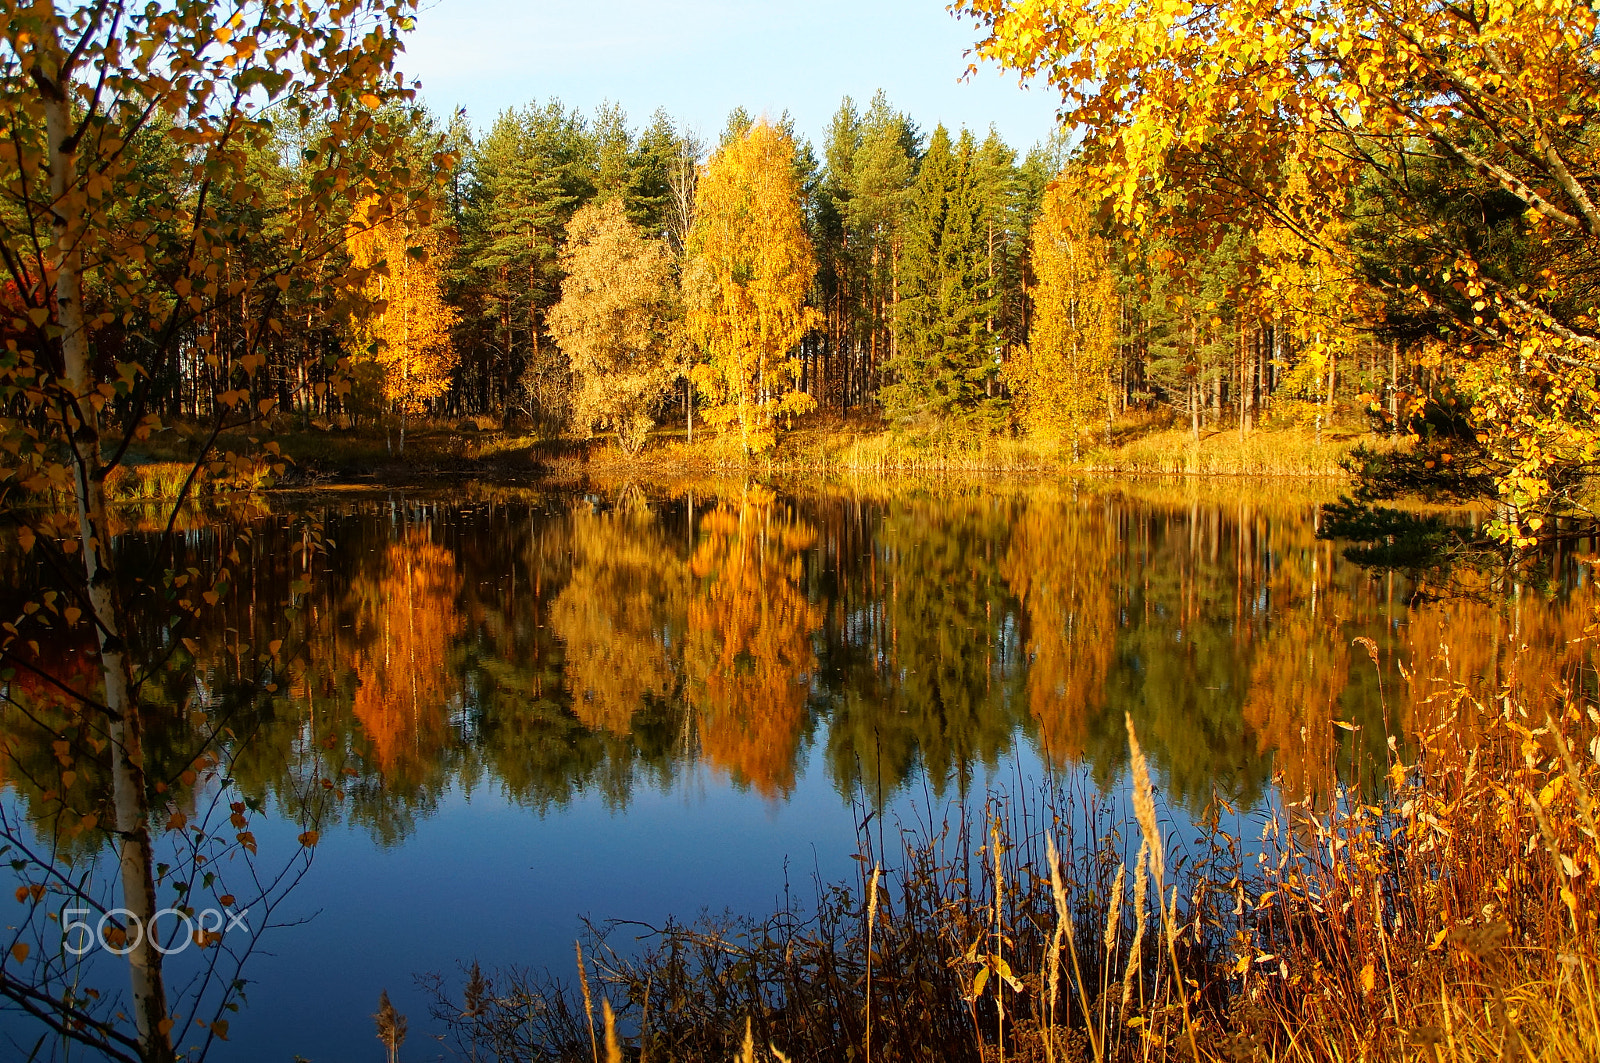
[961,0,1600,541]
[348,198,461,423]
[684,494,822,797]
[547,199,682,454]
[1005,171,1119,451]
[350,531,463,783]
[685,120,820,455]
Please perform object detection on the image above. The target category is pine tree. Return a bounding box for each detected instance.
[846,93,917,411]
[814,98,861,411]
[458,100,596,419]
[592,100,633,205]
[627,109,680,239]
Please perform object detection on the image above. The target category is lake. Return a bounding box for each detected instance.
[2,477,1593,1060]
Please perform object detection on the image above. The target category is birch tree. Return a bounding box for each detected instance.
[683,120,818,455]
[348,200,460,452]
[0,2,434,1058]
[1006,171,1119,454]
[959,0,1600,542]
[547,199,681,455]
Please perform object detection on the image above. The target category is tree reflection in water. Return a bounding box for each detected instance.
[5,481,1596,850]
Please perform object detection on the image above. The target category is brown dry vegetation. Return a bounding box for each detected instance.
[128,412,1387,484]
[424,641,1600,1063]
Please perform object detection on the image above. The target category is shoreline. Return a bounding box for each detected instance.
[256,420,1392,490]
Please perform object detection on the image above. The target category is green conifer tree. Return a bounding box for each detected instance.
[884,126,1005,429]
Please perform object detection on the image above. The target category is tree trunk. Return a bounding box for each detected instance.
[41,40,175,1063]
[1325,343,1336,437]
[1389,339,1399,437]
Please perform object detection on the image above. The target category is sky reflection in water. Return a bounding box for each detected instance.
[4,479,1594,1060]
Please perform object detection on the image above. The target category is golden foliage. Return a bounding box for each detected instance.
[547,200,683,455]
[1239,535,1353,805]
[1000,487,1123,765]
[551,497,688,734]
[684,494,823,797]
[960,0,1600,541]
[684,121,820,455]
[1005,171,1119,450]
[350,529,463,781]
[348,199,460,415]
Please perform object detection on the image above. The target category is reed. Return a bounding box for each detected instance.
[374,989,407,1063]
[865,862,880,1063]
[577,940,599,1063]
[426,662,1600,1063]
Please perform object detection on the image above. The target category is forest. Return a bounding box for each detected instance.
[2,1,1599,1062]
[87,92,1410,463]
[2,0,1594,548]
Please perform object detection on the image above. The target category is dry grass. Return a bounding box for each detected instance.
[1083,427,1395,477]
[424,641,1600,1063]
[249,413,1392,480]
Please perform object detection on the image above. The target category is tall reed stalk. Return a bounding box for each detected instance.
[427,667,1600,1063]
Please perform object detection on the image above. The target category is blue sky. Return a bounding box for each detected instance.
[398,0,1064,153]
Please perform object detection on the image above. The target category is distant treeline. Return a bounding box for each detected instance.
[112,91,1410,451]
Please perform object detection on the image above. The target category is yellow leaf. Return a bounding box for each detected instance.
[10,943,27,963]
[1360,962,1376,993]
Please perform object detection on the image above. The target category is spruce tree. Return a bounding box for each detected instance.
[885,126,1004,429]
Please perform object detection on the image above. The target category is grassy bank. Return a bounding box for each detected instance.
[421,668,1598,1063]
[92,411,1387,485]
[588,417,1390,477]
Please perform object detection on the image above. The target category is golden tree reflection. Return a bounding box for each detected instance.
[10,486,1595,849]
[1401,570,1597,733]
[349,528,464,784]
[684,491,823,797]
[1239,529,1354,805]
[1001,487,1123,765]
[551,495,688,735]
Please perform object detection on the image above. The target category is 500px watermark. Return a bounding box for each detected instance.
[62,907,250,956]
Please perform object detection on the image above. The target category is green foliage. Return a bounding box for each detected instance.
[884,127,1007,429]
[1318,499,1467,572]
[1341,443,1496,504]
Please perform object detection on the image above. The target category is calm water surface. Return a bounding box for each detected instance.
[3,478,1594,1060]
